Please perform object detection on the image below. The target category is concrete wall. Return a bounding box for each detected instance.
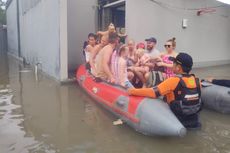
[67,0,98,72]
[6,0,18,56]
[126,0,230,67]
[0,27,7,53]
[18,0,61,80]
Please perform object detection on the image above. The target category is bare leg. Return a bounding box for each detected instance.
[144,72,150,87]
[127,71,134,81]
[134,67,146,87]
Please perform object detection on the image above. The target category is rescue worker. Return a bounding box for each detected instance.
[128,52,202,129]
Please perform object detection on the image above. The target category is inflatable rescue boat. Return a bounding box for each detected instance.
[201,81,230,113]
[76,65,186,137]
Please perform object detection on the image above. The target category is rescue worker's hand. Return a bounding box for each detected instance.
[127,88,136,95]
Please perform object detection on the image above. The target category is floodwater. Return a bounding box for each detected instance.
[0,53,230,153]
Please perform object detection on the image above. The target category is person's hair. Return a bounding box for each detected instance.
[99,35,108,43]
[88,33,97,40]
[136,48,145,57]
[167,37,176,48]
[182,66,191,74]
[108,32,119,44]
[83,41,88,49]
[128,39,135,45]
[118,45,127,56]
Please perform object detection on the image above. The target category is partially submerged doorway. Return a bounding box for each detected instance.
[98,0,125,34]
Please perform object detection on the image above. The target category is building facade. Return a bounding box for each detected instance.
[6,0,230,81]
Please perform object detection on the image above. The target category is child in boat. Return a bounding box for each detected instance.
[128,53,202,129]
[126,40,138,82]
[117,45,134,88]
[136,42,146,50]
[133,48,151,87]
[97,23,116,36]
[97,23,127,40]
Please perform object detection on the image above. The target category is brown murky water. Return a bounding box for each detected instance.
[0,53,230,153]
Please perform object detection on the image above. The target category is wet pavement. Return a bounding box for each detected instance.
[0,53,230,153]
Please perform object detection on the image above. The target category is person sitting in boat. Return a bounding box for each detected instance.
[84,33,97,70]
[127,40,138,67]
[84,33,97,63]
[89,35,109,75]
[134,48,151,86]
[134,37,160,87]
[128,53,202,129]
[116,45,134,88]
[205,77,230,88]
[95,32,119,83]
[126,40,138,82]
[156,37,178,79]
[144,38,178,88]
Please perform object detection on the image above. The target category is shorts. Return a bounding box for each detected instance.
[124,80,134,89]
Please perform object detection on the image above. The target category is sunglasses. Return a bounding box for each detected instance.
[164,45,172,48]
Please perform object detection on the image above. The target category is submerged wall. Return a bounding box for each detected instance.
[18,0,61,79]
[6,0,68,80]
[67,0,98,72]
[6,0,18,57]
[126,0,230,67]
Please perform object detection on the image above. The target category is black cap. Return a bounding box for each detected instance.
[145,37,157,43]
[171,52,193,69]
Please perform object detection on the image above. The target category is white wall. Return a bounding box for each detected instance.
[18,0,61,80]
[126,0,230,67]
[6,0,18,56]
[67,0,98,72]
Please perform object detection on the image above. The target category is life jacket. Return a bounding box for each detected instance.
[172,74,202,115]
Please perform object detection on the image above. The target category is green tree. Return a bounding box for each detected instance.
[0,0,6,24]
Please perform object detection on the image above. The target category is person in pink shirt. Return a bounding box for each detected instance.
[157,37,178,79]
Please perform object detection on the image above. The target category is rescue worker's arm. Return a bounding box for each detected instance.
[128,88,157,98]
[157,77,179,95]
[128,77,180,98]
